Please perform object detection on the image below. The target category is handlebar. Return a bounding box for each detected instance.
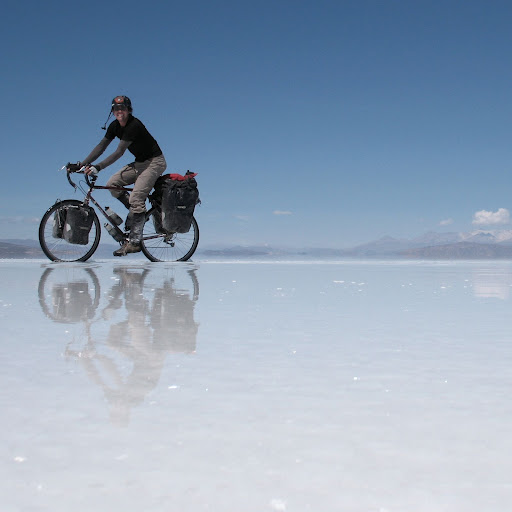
[66,162,82,172]
[64,162,97,189]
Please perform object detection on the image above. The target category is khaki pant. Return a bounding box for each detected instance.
[106,155,167,214]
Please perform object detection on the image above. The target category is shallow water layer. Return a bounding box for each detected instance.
[1,260,511,511]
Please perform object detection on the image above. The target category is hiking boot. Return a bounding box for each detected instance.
[113,241,142,257]
[124,210,145,235]
[124,211,134,232]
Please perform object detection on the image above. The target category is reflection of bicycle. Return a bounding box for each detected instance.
[38,266,101,323]
[38,264,200,326]
[37,264,201,426]
[38,164,199,262]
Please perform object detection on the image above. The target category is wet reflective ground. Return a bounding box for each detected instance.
[1,260,511,511]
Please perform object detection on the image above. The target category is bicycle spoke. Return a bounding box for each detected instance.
[141,217,199,262]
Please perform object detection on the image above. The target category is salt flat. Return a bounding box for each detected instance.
[0,259,511,511]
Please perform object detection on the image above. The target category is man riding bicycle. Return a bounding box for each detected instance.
[80,95,167,256]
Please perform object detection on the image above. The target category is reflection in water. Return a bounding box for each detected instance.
[472,268,512,299]
[38,265,199,426]
[38,267,101,323]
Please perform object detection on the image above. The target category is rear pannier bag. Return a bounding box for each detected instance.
[63,205,94,245]
[148,193,165,234]
[152,172,200,234]
[151,202,165,234]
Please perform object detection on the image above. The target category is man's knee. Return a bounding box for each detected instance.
[106,176,124,198]
[129,199,146,214]
[109,187,123,199]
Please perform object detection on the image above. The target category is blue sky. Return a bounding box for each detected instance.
[1,0,512,248]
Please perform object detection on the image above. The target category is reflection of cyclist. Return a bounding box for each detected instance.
[101,268,198,425]
[100,269,161,425]
[41,266,199,426]
[80,96,167,257]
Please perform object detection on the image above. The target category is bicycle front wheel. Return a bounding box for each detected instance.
[39,200,101,262]
[141,216,199,262]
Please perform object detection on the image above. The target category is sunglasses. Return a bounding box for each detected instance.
[112,104,128,112]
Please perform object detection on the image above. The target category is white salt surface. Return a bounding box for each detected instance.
[0,259,511,511]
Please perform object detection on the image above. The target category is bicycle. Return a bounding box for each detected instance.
[39,163,200,262]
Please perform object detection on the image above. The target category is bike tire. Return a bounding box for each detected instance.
[39,200,101,262]
[141,216,199,262]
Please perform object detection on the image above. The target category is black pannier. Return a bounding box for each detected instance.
[52,206,67,239]
[151,172,200,234]
[63,205,94,245]
[151,202,165,234]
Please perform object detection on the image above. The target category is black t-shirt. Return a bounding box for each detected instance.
[105,115,162,162]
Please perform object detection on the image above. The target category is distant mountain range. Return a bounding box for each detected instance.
[201,230,512,259]
[0,239,123,259]
[4,229,512,259]
[339,230,512,258]
[0,240,45,258]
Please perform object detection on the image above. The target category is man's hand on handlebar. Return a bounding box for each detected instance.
[65,162,99,176]
[83,165,99,177]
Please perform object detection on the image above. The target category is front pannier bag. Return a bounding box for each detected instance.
[63,205,94,245]
[52,206,67,239]
[152,172,200,234]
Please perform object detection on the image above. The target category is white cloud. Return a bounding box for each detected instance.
[472,208,510,226]
[273,210,292,215]
[439,218,453,226]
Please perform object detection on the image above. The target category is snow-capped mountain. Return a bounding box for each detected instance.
[461,229,512,244]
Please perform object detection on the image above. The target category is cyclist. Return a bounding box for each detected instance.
[80,95,167,256]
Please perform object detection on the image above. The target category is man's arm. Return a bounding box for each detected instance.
[81,137,112,165]
[94,139,132,170]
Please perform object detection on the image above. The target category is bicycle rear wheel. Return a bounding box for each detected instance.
[141,216,199,262]
[39,200,101,262]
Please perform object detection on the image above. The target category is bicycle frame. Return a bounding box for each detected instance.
[68,169,162,244]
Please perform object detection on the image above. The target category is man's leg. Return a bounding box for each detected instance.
[117,192,131,209]
[106,164,137,210]
[126,155,167,214]
[124,155,167,236]
[113,155,167,257]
